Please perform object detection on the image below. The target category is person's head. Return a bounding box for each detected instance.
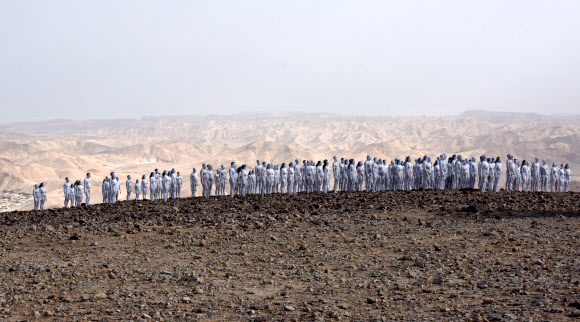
[136,179,140,183]
[192,168,197,173]
[155,169,158,173]
[257,160,260,165]
[281,163,286,168]
[367,155,371,160]
[34,184,38,189]
[333,156,338,161]
[496,157,501,163]
[65,177,69,182]
[553,162,557,167]
[150,172,154,178]
[202,163,206,169]
[39,182,44,188]
[522,160,527,166]
[127,175,131,179]
[373,157,378,162]
[427,157,431,162]
[289,162,293,167]
[561,164,564,169]
[565,164,570,169]
[86,173,91,178]
[542,159,546,165]
[177,172,180,176]
[535,156,539,163]
[316,161,321,167]
[434,159,439,166]
[231,162,235,167]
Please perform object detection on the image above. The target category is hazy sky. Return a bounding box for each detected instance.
[1,1,579,122]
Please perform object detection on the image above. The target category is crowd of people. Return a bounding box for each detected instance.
[32,153,573,209]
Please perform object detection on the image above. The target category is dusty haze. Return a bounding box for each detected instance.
[0,111,578,211]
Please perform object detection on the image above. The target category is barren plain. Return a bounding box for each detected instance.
[0,189,579,320]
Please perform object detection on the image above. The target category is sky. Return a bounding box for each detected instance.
[1,1,579,122]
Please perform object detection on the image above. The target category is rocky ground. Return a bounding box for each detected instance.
[0,190,579,321]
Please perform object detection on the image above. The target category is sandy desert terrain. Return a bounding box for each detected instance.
[0,111,578,211]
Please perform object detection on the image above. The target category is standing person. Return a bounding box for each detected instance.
[39,183,47,210]
[112,177,120,203]
[75,180,83,206]
[189,168,198,197]
[540,160,549,192]
[141,175,149,200]
[493,157,502,192]
[294,159,301,193]
[200,164,207,198]
[32,184,41,210]
[255,160,263,194]
[229,162,238,197]
[521,160,530,191]
[135,179,141,200]
[102,178,109,203]
[364,155,373,191]
[176,172,183,198]
[323,159,331,193]
[280,163,288,194]
[287,162,295,194]
[434,159,441,190]
[83,173,91,206]
[63,177,72,208]
[550,162,559,192]
[126,175,133,200]
[162,171,170,201]
[564,164,572,192]
[479,156,490,192]
[315,161,323,193]
[155,169,162,200]
[149,173,157,201]
[530,157,540,192]
[240,164,249,196]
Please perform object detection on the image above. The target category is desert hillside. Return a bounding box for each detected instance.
[0,190,579,320]
[0,111,578,210]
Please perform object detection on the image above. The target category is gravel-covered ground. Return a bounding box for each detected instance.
[0,190,579,320]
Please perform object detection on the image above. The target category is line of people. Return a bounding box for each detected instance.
[31,183,47,210]
[47,153,573,209]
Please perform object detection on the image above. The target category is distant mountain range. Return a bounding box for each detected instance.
[0,111,578,210]
[457,110,580,124]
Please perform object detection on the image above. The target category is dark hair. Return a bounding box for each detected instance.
[39,182,44,187]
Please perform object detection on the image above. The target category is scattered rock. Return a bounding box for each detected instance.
[483,297,495,305]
